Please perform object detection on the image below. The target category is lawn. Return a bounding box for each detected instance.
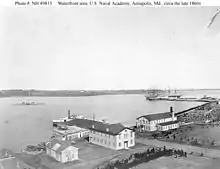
[133,156,220,169]
[189,124,220,142]
[74,140,119,161]
[161,123,220,148]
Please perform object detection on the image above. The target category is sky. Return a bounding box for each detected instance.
[0,6,220,90]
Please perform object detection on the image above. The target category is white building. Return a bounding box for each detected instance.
[89,123,135,150]
[46,139,78,163]
[136,107,179,132]
[157,120,179,131]
[53,125,90,141]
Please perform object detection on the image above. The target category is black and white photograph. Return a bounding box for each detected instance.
[0,2,220,169]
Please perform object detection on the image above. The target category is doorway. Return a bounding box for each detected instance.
[124,141,128,149]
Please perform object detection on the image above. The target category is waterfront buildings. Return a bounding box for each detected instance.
[66,118,135,150]
[89,123,135,150]
[53,124,89,141]
[46,139,79,163]
[136,107,179,132]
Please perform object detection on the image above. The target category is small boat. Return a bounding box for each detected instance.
[14,100,45,106]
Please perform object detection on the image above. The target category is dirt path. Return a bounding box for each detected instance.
[136,138,220,158]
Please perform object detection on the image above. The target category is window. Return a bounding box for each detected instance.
[130,132,133,137]
[131,139,133,145]
[119,134,121,140]
[108,141,110,145]
[118,142,121,147]
[124,133,128,139]
[105,140,107,144]
[101,139,103,143]
[97,138,99,142]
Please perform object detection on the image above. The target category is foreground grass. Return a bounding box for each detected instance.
[134,156,220,169]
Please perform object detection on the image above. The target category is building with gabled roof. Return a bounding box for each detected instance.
[89,122,135,150]
[137,112,173,121]
[46,139,78,163]
[136,107,179,132]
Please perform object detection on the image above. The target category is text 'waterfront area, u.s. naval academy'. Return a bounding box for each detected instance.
[14,0,202,7]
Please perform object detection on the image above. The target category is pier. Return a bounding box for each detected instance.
[175,101,218,116]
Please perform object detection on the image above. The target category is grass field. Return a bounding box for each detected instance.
[133,156,220,169]
[152,123,220,149]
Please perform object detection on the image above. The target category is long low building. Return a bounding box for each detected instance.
[157,120,179,131]
[53,124,89,141]
[136,106,179,132]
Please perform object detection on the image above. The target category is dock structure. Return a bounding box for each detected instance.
[136,101,218,132]
[175,101,218,116]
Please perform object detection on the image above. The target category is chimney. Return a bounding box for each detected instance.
[68,110,71,119]
[170,106,173,113]
[170,106,175,121]
[106,128,109,132]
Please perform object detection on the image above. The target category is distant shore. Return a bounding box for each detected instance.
[0,89,219,98]
[0,89,150,98]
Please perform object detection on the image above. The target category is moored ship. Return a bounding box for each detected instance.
[53,110,87,126]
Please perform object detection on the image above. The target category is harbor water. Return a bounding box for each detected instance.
[0,90,219,153]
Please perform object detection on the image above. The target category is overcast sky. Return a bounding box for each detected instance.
[0,7,220,90]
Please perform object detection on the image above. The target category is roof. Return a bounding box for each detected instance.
[47,139,77,153]
[66,119,102,129]
[137,112,173,121]
[89,123,131,135]
[157,120,179,126]
[67,119,132,135]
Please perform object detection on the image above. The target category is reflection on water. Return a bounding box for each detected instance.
[0,90,219,152]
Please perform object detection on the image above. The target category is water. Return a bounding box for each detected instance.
[0,90,219,153]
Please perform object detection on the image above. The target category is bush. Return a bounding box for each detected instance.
[98,147,188,169]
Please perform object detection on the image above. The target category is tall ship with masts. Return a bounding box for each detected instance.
[145,88,164,101]
[145,88,182,101]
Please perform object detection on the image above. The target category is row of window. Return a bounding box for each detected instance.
[118,132,134,139]
[140,118,177,125]
[91,131,134,139]
[66,131,89,140]
[92,137,116,147]
[90,131,114,138]
[160,124,178,130]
